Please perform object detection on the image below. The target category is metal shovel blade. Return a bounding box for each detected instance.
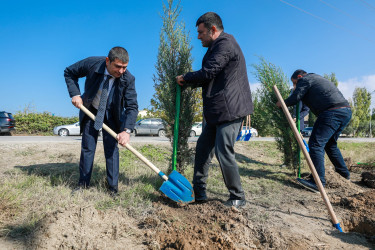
[159,170,194,203]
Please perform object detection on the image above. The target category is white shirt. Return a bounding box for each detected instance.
[91,68,115,109]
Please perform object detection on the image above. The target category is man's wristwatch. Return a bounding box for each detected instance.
[124,128,132,134]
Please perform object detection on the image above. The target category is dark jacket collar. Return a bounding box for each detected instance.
[209,32,226,49]
[94,58,107,75]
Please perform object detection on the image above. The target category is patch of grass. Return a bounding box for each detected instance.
[336,142,375,166]
[0,141,373,242]
[95,183,158,211]
[3,213,41,238]
[15,148,36,157]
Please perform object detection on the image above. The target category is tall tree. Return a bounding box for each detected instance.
[253,57,299,170]
[151,0,199,172]
[323,72,339,87]
[351,87,371,136]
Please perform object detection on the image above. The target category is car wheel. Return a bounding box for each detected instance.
[158,129,166,137]
[190,130,196,137]
[133,129,137,136]
[58,128,69,137]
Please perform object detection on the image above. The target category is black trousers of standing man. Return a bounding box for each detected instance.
[193,117,245,201]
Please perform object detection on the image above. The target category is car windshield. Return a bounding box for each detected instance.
[0,112,8,118]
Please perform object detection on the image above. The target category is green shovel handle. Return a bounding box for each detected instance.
[172,84,181,171]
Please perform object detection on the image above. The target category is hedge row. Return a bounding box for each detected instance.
[13,112,79,135]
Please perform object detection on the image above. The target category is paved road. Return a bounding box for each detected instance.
[0,135,374,143]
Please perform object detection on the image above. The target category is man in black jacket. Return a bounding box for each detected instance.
[277,69,351,192]
[64,47,138,196]
[176,12,253,208]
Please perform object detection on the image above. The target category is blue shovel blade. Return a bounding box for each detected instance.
[159,170,194,203]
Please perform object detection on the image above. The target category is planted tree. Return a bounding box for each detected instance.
[251,91,273,136]
[151,0,199,172]
[253,57,298,170]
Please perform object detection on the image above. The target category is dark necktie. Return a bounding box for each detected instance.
[94,75,111,130]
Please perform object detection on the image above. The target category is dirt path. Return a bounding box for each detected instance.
[0,141,374,249]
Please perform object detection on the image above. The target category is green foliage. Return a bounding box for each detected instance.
[351,87,371,136]
[150,0,199,173]
[252,57,299,170]
[250,92,273,136]
[13,110,78,135]
[323,72,339,87]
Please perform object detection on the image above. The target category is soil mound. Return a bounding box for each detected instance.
[141,199,320,249]
[325,166,363,202]
[29,205,145,249]
[141,200,259,249]
[340,191,375,236]
[361,172,375,188]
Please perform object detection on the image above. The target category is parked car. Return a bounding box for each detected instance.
[241,126,258,137]
[190,122,202,137]
[133,118,166,137]
[0,111,16,135]
[53,122,81,136]
[53,122,102,137]
[302,127,313,137]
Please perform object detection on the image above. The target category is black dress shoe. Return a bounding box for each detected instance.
[71,185,87,195]
[108,188,119,198]
[194,198,208,204]
[224,199,246,208]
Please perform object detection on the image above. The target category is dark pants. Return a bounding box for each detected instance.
[193,117,244,201]
[79,118,119,192]
[308,107,352,186]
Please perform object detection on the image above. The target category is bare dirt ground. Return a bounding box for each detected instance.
[0,141,374,249]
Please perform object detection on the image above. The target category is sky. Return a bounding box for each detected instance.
[1,0,375,117]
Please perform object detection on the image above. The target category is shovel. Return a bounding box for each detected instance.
[273,85,343,232]
[79,105,194,203]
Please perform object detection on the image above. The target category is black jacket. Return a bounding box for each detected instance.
[64,56,138,133]
[285,73,349,116]
[183,32,253,125]
[290,89,310,130]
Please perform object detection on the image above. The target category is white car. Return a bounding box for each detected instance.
[190,122,203,137]
[53,122,102,136]
[241,126,258,137]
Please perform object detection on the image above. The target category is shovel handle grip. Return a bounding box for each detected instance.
[79,105,168,181]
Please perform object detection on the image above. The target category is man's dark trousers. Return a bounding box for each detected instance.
[308,107,352,186]
[79,116,119,192]
[193,117,245,201]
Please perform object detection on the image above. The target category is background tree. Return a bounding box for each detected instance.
[323,72,339,87]
[351,87,371,136]
[253,57,299,170]
[151,0,199,172]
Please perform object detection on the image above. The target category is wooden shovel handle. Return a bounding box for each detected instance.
[79,105,168,181]
[273,85,340,225]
